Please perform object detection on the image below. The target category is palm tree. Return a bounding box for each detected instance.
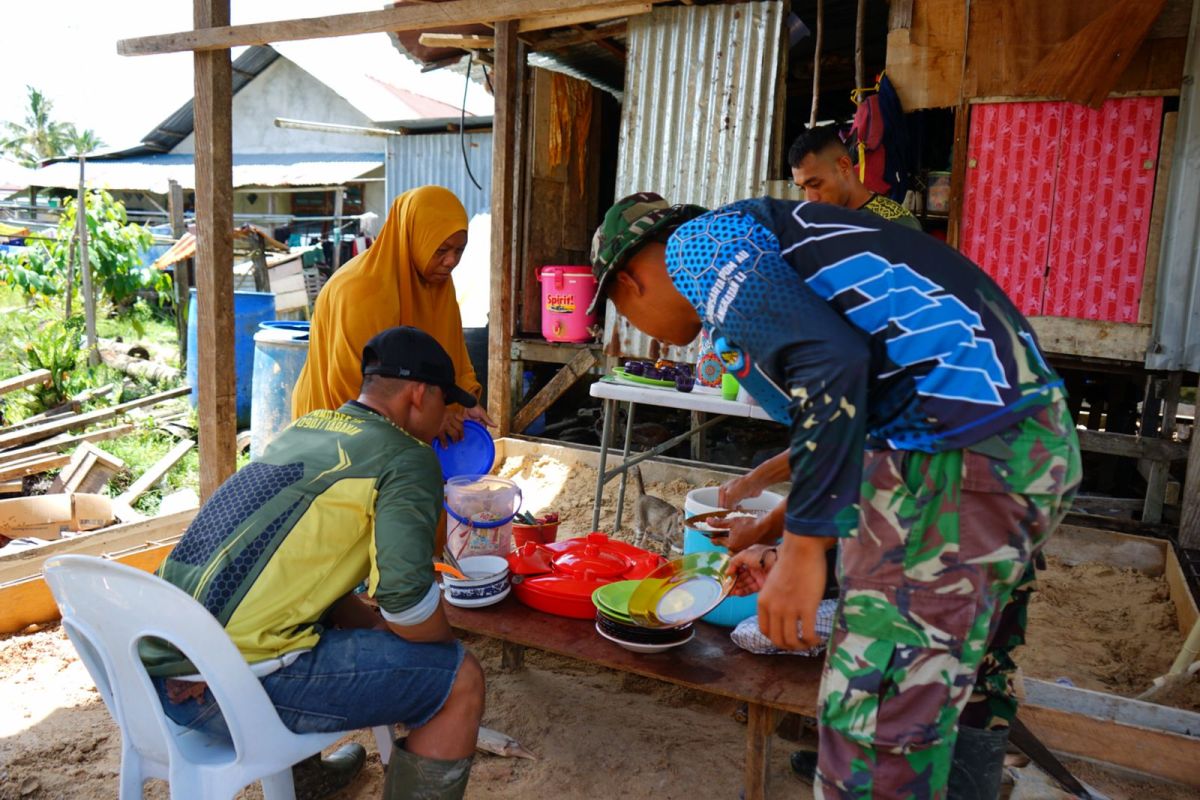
[1,86,71,167]
[63,125,105,156]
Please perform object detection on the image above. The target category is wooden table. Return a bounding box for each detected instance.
[447,596,821,799]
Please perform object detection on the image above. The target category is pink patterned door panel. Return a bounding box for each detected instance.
[961,99,1164,323]
[1043,98,1162,322]
[961,102,1062,317]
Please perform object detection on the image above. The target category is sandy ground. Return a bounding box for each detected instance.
[1019,557,1200,711]
[2,456,1197,798]
[494,453,706,539]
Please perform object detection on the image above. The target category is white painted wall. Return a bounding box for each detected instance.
[172,57,385,156]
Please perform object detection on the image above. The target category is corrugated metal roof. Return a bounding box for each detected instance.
[140,46,280,155]
[604,0,785,361]
[385,131,493,218]
[1147,10,1200,372]
[25,153,382,195]
[528,43,626,99]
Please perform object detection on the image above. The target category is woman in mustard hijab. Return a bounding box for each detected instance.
[292,185,494,439]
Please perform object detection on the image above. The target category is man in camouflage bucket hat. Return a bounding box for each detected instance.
[587,191,706,315]
[591,192,1081,800]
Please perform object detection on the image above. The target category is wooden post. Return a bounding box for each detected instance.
[77,158,99,367]
[1182,379,1200,548]
[168,179,191,362]
[488,20,522,436]
[193,0,237,500]
[331,186,344,270]
[1143,371,1181,524]
[854,0,866,92]
[511,348,596,433]
[809,0,824,127]
[744,703,780,800]
[250,232,270,292]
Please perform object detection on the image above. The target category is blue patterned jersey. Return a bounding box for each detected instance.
[666,198,1062,537]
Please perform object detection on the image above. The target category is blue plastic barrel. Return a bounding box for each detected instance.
[186,289,277,428]
[250,321,310,458]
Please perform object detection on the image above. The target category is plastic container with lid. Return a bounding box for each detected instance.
[445,475,522,559]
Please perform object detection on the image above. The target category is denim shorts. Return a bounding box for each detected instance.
[153,629,465,739]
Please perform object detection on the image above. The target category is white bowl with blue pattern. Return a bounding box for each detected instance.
[443,555,511,608]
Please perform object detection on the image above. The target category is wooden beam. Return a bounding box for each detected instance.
[512,349,596,433]
[1140,111,1177,325]
[193,0,237,501]
[0,387,188,451]
[118,439,195,507]
[516,3,650,33]
[1075,427,1188,462]
[0,370,51,398]
[0,453,71,483]
[744,703,781,800]
[488,20,521,437]
[1018,703,1200,787]
[1181,393,1200,548]
[0,425,135,467]
[1028,317,1151,363]
[418,33,496,50]
[117,0,664,56]
[528,21,627,51]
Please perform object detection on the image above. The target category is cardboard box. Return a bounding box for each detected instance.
[0,493,114,540]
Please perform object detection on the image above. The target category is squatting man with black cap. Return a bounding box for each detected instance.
[140,325,486,800]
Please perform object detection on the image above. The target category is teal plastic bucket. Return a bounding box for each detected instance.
[250,321,310,458]
[186,289,276,428]
[683,485,784,627]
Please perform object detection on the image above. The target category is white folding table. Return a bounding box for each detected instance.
[588,377,779,531]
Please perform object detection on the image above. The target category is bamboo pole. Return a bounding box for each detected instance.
[854,0,865,91]
[809,0,824,127]
[77,158,99,367]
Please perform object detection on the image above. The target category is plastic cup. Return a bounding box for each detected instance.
[721,372,739,401]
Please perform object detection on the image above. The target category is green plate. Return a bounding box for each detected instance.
[592,580,640,617]
[611,367,675,389]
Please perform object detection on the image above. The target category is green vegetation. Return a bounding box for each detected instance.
[0,189,168,307]
[1,85,104,166]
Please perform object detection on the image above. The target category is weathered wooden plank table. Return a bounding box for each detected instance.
[447,596,821,799]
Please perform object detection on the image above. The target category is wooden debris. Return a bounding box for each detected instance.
[99,347,182,384]
[0,370,51,398]
[50,443,127,494]
[0,480,23,495]
[0,424,135,467]
[159,488,200,516]
[0,493,113,541]
[0,386,189,450]
[113,439,195,522]
[99,338,151,360]
[0,453,73,483]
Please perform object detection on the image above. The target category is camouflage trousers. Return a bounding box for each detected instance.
[815,397,1081,800]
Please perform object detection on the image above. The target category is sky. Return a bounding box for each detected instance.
[1,1,493,153]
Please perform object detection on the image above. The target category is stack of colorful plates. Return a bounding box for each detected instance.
[627,552,735,629]
[591,580,695,653]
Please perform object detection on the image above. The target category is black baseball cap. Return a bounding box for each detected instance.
[362,326,478,408]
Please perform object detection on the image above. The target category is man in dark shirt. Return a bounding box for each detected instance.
[789,123,922,231]
[589,193,1080,800]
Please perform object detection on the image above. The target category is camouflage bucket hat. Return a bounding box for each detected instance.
[588,192,707,314]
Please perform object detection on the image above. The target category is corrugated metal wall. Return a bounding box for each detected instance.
[384,131,493,218]
[605,1,785,360]
[1148,3,1200,372]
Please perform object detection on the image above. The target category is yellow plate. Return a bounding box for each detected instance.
[628,552,734,629]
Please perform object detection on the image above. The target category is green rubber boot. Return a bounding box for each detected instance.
[383,742,474,800]
[292,742,367,800]
[947,726,1010,800]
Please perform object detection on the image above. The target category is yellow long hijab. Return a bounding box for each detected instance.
[292,185,479,418]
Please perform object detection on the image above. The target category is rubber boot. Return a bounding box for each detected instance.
[292,742,367,800]
[947,726,1010,800]
[789,750,818,784]
[383,743,473,800]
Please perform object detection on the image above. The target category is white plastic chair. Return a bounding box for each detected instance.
[43,555,394,800]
